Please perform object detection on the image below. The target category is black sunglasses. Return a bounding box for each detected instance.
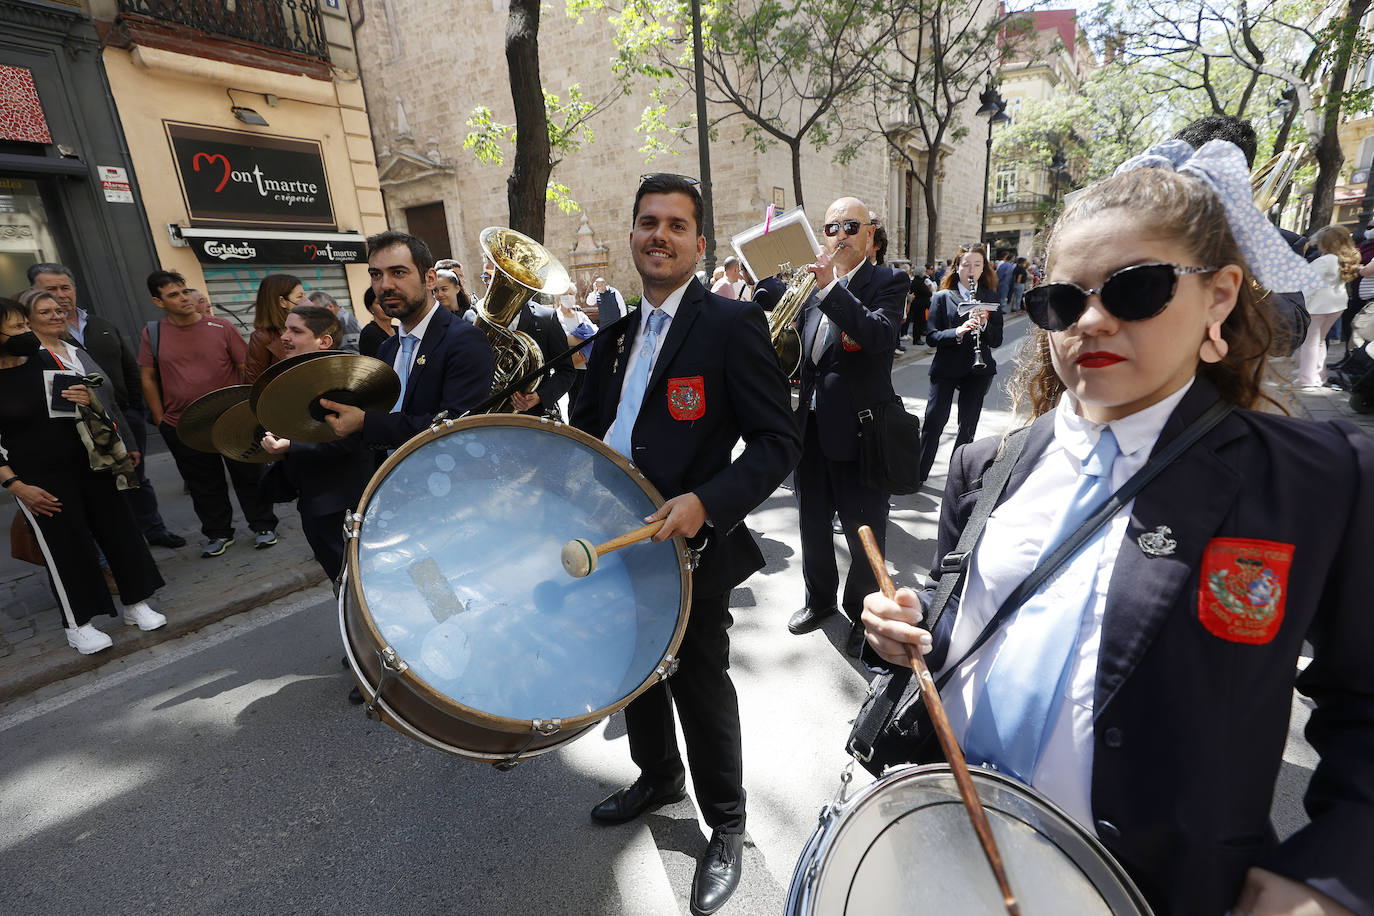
[1023,262,1217,331]
[823,219,875,237]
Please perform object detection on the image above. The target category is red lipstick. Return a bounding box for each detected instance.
[1077,351,1124,368]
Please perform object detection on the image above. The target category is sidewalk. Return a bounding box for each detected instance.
[0,450,326,705]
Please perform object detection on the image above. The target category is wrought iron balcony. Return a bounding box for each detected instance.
[118,0,329,61]
[991,194,1052,214]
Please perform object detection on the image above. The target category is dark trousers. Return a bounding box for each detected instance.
[159,421,277,540]
[119,407,171,539]
[302,509,346,583]
[919,374,994,482]
[625,589,745,834]
[795,420,890,618]
[23,468,164,628]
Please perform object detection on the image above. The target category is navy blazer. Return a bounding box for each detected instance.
[362,304,495,450]
[514,303,577,414]
[925,287,1003,380]
[794,260,907,462]
[923,379,1374,916]
[572,278,801,597]
[278,435,374,518]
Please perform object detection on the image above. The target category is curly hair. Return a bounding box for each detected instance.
[1312,225,1361,283]
[1008,167,1278,419]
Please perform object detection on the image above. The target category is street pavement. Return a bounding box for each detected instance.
[0,314,1357,913]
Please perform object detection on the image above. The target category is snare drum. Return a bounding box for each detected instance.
[787,764,1153,914]
[340,414,693,766]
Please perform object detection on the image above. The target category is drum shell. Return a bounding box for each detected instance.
[340,413,692,764]
[786,764,1153,915]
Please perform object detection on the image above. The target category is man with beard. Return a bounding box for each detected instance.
[572,174,800,916]
[321,230,494,451]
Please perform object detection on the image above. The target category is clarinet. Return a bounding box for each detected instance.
[969,272,987,370]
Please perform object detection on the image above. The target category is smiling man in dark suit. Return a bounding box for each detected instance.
[321,230,494,451]
[787,197,908,654]
[572,174,800,916]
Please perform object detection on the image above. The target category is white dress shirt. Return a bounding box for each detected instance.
[602,280,690,448]
[391,301,439,381]
[937,378,1194,832]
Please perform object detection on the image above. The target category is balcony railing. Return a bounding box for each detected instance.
[991,194,1053,214]
[118,0,328,61]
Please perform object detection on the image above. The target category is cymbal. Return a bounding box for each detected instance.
[252,351,400,442]
[179,385,252,453]
[210,400,272,463]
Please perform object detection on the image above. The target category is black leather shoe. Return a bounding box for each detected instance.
[590,775,687,824]
[787,605,838,635]
[691,830,744,915]
[147,531,186,548]
[845,620,866,658]
[347,686,364,705]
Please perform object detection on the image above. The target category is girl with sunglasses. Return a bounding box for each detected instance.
[862,140,1373,915]
[916,244,1004,486]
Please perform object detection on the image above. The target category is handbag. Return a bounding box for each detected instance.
[10,512,45,566]
[856,398,922,495]
[846,399,1234,776]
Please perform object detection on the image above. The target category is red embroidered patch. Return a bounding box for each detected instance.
[841,332,862,351]
[666,376,705,420]
[1197,537,1293,644]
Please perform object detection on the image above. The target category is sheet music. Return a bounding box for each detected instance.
[729,208,821,281]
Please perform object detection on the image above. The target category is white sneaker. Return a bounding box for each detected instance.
[66,624,113,654]
[122,601,167,631]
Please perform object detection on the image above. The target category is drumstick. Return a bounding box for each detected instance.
[562,520,667,578]
[858,526,1020,916]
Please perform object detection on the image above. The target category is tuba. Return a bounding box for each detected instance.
[768,264,814,377]
[1251,144,1306,212]
[477,227,571,412]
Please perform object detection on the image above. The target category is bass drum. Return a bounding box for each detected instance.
[340,413,692,767]
[787,764,1153,915]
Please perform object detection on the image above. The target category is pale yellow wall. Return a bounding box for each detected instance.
[101,45,386,316]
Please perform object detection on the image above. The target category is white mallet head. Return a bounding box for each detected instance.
[561,537,598,578]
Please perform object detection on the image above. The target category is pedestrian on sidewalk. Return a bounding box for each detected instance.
[245,273,305,384]
[0,296,166,655]
[1296,226,1359,388]
[138,270,279,558]
[28,262,185,549]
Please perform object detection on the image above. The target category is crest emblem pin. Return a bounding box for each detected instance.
[1138,525,1176,557]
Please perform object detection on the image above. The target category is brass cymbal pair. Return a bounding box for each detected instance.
[177,352,401,462]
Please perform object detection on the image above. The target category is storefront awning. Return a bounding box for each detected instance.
[175,226,367,265]
[0,153,88,178]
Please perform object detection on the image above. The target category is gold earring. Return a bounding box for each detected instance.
[1199,321,1228,363]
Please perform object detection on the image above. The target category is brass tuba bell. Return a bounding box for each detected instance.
[476,227,572,412]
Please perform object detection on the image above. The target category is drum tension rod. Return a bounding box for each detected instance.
[362,646,408,722]
[655,653,680,681]
[493,719,563,772]
[343,511,362,540]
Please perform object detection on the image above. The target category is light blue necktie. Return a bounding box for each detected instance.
[606,308,667,458]
[392,334,417,413]
[963,427,1121,782]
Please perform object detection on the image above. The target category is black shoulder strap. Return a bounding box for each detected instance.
[145,320,160,367]
[847,426,1031,763]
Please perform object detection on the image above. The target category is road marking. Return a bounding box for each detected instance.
[0,585,332,734]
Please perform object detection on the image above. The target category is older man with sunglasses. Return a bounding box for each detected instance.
[787,197,910,655]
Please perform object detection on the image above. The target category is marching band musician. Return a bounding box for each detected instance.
[786,197,909,656]
[916,244,1004,487]
[502,294,578,419]
[571,173,800,916]
[320,230,494,452]
[862,140,1373,915]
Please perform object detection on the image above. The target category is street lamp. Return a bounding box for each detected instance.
[978,82,1011,247]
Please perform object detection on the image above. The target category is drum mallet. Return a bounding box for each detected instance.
[858,525,1020,916]
[562,521,667,578]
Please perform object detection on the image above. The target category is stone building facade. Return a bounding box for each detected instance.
[352,1,990,293]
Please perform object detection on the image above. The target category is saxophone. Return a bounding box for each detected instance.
[476,227,572,412]
[767,264,814,377]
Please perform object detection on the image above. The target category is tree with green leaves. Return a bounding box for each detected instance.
[462,0,621,241]
[864,0,1022,263]
[571,0,887,210]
